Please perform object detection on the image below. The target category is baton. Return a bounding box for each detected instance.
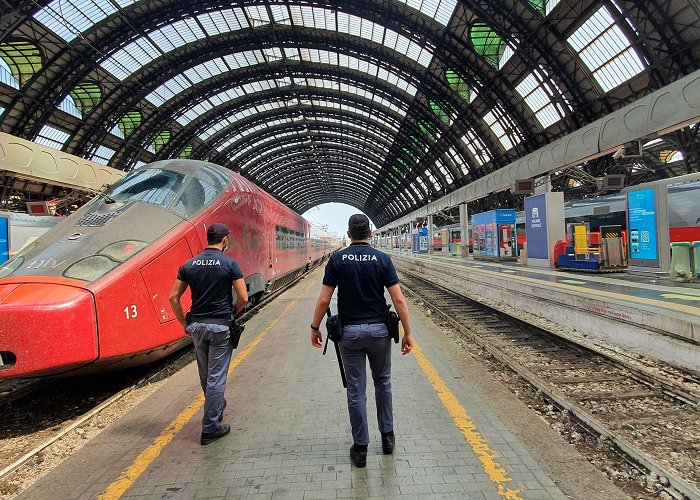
[325,308,347,388]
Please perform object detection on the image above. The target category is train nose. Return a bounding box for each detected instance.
[0,279,98,378]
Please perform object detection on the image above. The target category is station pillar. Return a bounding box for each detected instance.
[428,215,434,255]
[409,221,415,253]
[459,203,469,258]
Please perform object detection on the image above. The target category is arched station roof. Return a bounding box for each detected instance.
[0,0,698,225]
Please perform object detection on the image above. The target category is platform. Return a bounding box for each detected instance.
[389,250,700,372]
[16,266,626,500]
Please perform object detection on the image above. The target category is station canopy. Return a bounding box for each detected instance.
[0,0,698,225]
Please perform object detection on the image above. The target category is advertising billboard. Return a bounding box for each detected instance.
[627,188,658,262]
[0,216,9,264]
[525,194,549,260]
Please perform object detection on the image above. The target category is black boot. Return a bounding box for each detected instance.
[201,424,230,445]
[381,431,395,455]
[350,444,367,467]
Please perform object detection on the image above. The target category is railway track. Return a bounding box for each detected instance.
[398,268,700,500]
[0,262,323,486]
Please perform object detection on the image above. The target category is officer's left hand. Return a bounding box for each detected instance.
[311,330,323,348]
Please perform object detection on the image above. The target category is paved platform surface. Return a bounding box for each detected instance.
[19,266,626,500]
[389,250,700,310]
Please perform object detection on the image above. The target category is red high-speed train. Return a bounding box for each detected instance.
[0,160,337,379]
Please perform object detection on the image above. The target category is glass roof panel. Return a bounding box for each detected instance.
[35,124,70,150]
[33,0,127,42]
[97,6,433,81]
[515,66,569,128]
[483,104,524,150]
[567,6,645,92]
[396,0,457,27]
[461,129,491,166]
[91,145,116,165]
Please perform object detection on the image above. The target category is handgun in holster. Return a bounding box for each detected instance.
[386,305,400,344]
[229,322,244,349]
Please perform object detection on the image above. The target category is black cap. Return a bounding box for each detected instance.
[348,214,370,233]
[207,223,229,239]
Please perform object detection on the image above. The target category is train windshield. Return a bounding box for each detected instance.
[105,168,186,208]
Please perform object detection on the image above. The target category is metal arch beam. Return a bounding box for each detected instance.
[62,30,428,156]
[180,88,406,155]
[275,176,374,210]
[272,167,376,198]
[254,149,387,187]
[209,107,403,166]
[9,0,441,139]
[156,69,413,158]
[227,118,395,168]
[245,142,389,182]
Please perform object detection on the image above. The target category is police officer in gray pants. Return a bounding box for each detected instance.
[311,215,414,467]
[170,223,248,445]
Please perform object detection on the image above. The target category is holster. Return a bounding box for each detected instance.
[230,322,245,349]
[386,305,400,344]
[326,314,342,342]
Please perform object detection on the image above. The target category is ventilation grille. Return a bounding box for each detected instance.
[74,209,125,227]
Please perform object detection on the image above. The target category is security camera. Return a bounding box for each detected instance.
[612,147,625,159]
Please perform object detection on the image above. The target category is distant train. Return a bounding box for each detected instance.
[0,159,338,379]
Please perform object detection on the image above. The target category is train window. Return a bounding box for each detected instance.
[172,178,218,217]
[195,166,228,193]
[105,168,186,208]
[63,255,118,282]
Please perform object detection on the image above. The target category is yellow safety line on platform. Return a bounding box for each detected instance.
[98,281,316,499]
[416,257,700,316]
[412,343,522,500]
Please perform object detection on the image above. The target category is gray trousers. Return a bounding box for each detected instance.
[339,323,393,446]
[187,322,232,433]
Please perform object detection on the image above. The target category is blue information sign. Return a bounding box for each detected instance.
[0,217,9,264]
[627,188,658,261]
[524,194,549,260]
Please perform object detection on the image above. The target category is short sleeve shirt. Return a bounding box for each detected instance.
[322,242,399,325]
[177,248,244,319]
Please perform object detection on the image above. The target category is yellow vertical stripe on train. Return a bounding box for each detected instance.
[98,281,315,499]
[412,343,523,500]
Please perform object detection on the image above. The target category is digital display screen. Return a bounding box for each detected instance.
[627,188,658,261]
[525,194,549,260]
[0,217,8,264]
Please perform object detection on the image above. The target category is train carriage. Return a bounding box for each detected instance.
[0,159,335,379]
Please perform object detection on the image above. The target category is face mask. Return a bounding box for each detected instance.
[222,238,228,253]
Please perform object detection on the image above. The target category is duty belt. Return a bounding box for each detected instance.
[190,316,232,327]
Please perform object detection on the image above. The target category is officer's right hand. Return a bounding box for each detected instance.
[311,330,323,348]
[401,333,414,355]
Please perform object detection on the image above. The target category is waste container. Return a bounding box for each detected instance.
[693,241,700,278]
[670,242,692,280]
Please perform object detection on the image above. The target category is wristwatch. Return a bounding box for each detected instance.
[310,324,320,332]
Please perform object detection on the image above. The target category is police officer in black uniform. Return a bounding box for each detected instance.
[311,214,414,467]
[169,223,248,445]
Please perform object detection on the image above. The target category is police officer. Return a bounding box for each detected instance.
[311,214,414,467]
[169,223,248,445]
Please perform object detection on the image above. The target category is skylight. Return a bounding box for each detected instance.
[483,104,524,150]
[147,49,417,109]
[568,6,646,92]
[35,124,70,150]
[91,145,117,165]
[515,66,570,128]
[98,6,433,80]
[394,0,457,27]
[461,129,492,166]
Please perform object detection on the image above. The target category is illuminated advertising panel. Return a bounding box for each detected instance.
[524,194,548,260]
[627,188,658,262]
[0,216,8,264]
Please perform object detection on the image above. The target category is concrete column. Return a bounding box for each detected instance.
[428,215,434,255]
[459,203,469,258]
[409,221,415,253]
